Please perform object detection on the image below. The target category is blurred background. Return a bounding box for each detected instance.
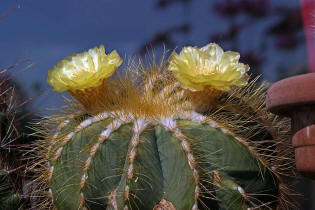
[1,0,314,209]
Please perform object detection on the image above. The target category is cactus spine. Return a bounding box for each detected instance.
[31,44,295,209]
[0,64,34,209]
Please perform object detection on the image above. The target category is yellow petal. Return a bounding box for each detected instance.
[168,43,249,91]
[47,45,123,92]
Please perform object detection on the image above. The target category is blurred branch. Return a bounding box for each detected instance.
[268,8,302,35]
[0,4,20,21]
[138,24,190,55]
[214,0,269,18]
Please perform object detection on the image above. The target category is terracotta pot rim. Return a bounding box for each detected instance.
[266,73,315,179]
[266,73,315,115]
[292,125,315,147]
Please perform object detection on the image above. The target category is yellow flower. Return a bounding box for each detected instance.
[47,45,122,92]
[168,43,249,91]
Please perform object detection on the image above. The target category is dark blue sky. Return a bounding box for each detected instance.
[0,0,305,111]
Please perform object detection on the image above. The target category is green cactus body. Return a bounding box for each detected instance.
[32,52,294,209]
[40,90,291,209]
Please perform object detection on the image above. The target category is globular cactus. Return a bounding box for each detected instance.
[31,44,295,209]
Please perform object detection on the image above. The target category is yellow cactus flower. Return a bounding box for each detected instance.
[168,43,249,92]
[47,45,122,92]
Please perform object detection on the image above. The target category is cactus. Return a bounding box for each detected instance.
[0,168,24,209]
[0,63,36,209]
[31,44,295,209]
[0,72,25,209]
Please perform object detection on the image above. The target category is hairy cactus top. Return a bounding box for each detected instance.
[30,43,295,210]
